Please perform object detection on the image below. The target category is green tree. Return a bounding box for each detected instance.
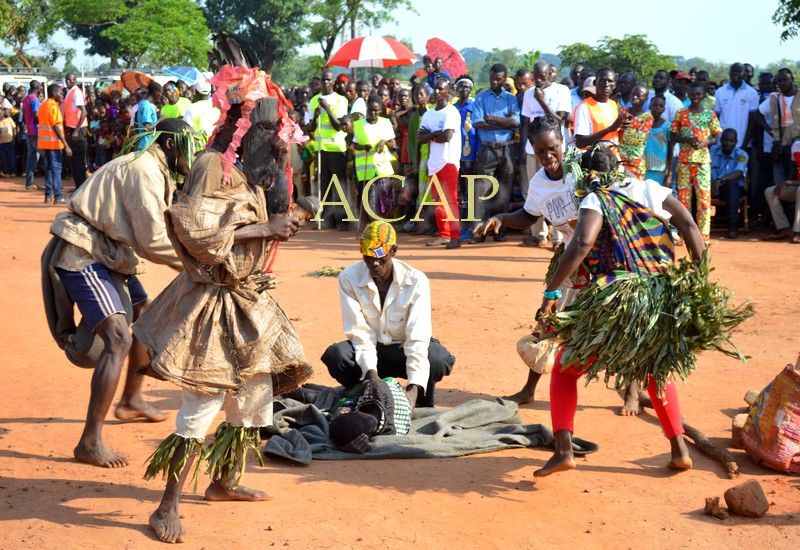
[558,35,675,81]
[103,0,209,67]
[1,0,74,69]
[774,0,800,41]
[56,0,209,68]
[202,0,308,72]
[307,0,416,61]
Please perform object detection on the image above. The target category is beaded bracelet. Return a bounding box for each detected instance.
[543,289,562,300]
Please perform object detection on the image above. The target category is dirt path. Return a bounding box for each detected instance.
[0,176,797,549]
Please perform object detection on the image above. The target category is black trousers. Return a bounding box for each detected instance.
[66,127,87,188]
[473,143,515,228]
[321,338,455,407]
[319,150,348,227]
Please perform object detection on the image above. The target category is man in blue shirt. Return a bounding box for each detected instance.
[426,57,451,89]
[136,82,161,150]
[468,63,520,243]
[710,128,749,239]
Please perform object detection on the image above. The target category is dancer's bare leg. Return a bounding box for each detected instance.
[150,440,194,543]
[74,313,131,468]
[619,383,642,416]
[504,371,541,405]
[115,301,166,422]
[534,429,577,477]
[668,434,693,470]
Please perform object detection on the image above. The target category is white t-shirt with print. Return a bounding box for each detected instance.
[420,103,461,175]
[580,177,672,222]
[521,83,572,154]
[523,169,579,245]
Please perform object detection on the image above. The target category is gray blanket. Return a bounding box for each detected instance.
[263,396,556,465]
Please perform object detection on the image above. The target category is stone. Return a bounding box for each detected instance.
[732,413,749,450]
[724,479,770,518]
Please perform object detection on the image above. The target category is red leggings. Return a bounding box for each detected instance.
[431,163,460,239]
[550,349,684,439]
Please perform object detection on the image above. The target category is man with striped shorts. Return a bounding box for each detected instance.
[48,118,195,468]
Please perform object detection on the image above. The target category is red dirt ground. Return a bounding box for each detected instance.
[1,176,797,549]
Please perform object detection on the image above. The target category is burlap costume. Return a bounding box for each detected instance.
[133,149,311,396]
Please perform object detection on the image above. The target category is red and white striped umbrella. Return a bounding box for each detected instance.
[326,36,419,69]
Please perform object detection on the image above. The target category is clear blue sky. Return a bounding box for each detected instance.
[307,0,798,68]
[63,0,798,70]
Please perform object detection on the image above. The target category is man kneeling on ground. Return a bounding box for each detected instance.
[322,221,455,408]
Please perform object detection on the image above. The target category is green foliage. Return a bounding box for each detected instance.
[308,0,417,60]
[519,50,540,72]
[272,54,326,87]
[203,0,308,71]
[102,0,209,68]
[1,0,72,68]
[56,0,209,68]
[773,0,800,41]
[558,35,675,81]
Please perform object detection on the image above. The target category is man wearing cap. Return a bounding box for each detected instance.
[322,221,456,408]
[183,80,220,137]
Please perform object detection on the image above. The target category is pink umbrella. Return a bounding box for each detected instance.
[426,38,467,78]
[326,36,419,69]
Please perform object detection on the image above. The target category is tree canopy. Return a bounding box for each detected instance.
[558,35,675,81]
[774,0,800,41]
[56,0,209,68]
[202,0,307,72]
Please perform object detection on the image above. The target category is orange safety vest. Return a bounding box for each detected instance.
[63,86,87,128]
[38,99,64,151]
[581,97,619,144]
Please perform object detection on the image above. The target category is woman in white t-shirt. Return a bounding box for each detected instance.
[473,114,581,403]
[535,144,708,478]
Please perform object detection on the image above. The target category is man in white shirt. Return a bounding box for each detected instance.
[419,79,462,248]
[321,221,455,408]
[714,63,759,148]
[648,70,685,125]
[519,60,572,246]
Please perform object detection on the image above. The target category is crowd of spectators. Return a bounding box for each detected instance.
[5,57,799,244]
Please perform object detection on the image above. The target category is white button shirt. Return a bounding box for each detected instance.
[338,259,432,390]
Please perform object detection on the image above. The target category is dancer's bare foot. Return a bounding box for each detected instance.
[503,389,535,405]
[150,507,186,543]
[534,430,576,477]
[619,384,642,416]
[505,372,540,405]
[204,481,273,502]
[668,435,693,470]
[74,441,128,468]
[534,450,577,477]
[115,403,167,422]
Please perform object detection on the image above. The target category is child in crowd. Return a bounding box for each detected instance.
[666,81,721,244]
[644,96,670,184]
[618,84,653,179]
[0,109,17,177]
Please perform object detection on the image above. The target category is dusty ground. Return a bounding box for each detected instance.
[0,175,798,549]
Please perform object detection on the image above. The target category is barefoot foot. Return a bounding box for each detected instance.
[503,389,535,405]
[115,403,167,423]
[150,507,186,543]
[619,384,642,416]
[668,435,693,470]
[534,451,577,477]
[204,482,273,502]
[74,441,128,468]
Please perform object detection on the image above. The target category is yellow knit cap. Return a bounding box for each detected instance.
[360,221,397,258]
